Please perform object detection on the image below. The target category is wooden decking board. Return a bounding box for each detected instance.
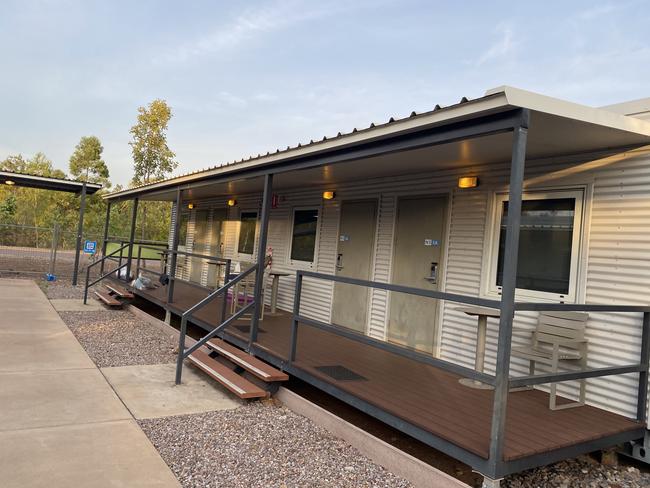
[206,338,289,382]
[188,349,268,399]
[135,280,641,462]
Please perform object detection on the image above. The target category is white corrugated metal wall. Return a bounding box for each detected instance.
[169,145,650,420]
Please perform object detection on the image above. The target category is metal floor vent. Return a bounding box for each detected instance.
[315,365,367,382]
[233,325,266,334]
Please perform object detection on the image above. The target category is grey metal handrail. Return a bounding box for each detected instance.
[83,243,130,304]
[162,248,230,263]
[288,270,498,383]
[289,270,650,422]
[174,264,258,384]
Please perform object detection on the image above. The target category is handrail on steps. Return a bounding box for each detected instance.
[175,263,258,384]
[83,243,130,304]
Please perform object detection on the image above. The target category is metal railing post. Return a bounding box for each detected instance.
[221,259,231,324]
[638,311,650,422]
[488,110,529,475]
[250,173,274,349]
[289,271,304,363]
[125,198,139,281]
[175,316,188,385]
[100,202,111,276]
[167,188,183,305]
[83,265,91,304]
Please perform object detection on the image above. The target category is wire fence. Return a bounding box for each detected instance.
[0,223,111,279]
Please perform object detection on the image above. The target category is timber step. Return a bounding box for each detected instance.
[105,283,134,299]
[207,339,289,382]
[94,290,122,307]
[188,350,269,399]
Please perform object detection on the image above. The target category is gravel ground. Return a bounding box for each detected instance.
[504,455,650,488]
[42,279,87,299]
[138,401,412,488]
[59,309,177,367]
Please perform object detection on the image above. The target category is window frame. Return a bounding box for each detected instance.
[288,206,320,266]
[487,188,585,302]
[236,209,258,259]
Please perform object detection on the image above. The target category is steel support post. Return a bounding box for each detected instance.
[249,173,274,349]
[488,110,529,473]
[167,188,183,308]
[72,183,87,286]
[125,198,139,281]
[637,311,650,421]
[100,201,112,275]
[289,272,304,363]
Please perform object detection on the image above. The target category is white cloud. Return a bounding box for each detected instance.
[155,0,338,65]
[475,23,517,66]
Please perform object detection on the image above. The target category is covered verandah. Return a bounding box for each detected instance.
[98,87,650,480]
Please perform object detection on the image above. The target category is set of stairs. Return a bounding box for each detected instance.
[94,282,134,308]
[187,339,289,399]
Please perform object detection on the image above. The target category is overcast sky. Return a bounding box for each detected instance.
[1,0,649,185]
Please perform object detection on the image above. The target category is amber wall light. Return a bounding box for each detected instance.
[322,190,336,200]
[457,176,479,189]
[187,203,195,209]
[227,198,237,207]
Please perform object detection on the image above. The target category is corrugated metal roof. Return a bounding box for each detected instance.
[106,94,481,198]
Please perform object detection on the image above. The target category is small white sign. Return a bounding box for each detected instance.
[339,235,350,242]
[424,239,440,247]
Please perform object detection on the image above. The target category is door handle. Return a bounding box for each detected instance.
[424,262,438,284]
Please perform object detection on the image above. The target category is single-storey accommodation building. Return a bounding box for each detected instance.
[97,86,650,483]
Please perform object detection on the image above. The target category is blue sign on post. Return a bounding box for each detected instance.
[83,240,97,254]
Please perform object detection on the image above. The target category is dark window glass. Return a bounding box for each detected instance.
[291,209,318,262]
[496,198,575,295]
[238,212,257,254]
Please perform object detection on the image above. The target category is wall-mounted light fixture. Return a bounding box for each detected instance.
[457,176,479,189]
[227,198,237,207]
[4,180,15,186]
[322,190,336,200]
[187,203,195,209]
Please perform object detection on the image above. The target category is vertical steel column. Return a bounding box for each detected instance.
[249,173,274,348]
[167,188,183,306]
[488,110,529,472]
[637,311,650,422]
[100,201,112,276]
[125,198,139,281]
[289,271,304,363]
[72,182,87,286]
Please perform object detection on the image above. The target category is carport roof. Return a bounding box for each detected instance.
[0,171,102,194]
[104,85,650,202]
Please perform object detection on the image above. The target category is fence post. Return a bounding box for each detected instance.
[49,224,60,277]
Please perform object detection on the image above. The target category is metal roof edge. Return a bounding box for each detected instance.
[0,170,103,194]
[103,91,511,200]
[485,85,650,136]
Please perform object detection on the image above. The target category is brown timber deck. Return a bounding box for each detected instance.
[132,279,643,464]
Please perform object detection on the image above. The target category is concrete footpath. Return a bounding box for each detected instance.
[0,279,180,488]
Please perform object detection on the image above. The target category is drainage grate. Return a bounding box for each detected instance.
[314,365,367,382]
[233,325,266,334]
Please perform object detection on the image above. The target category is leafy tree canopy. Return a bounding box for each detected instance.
[69,136,110,187]
[129,99,177,186]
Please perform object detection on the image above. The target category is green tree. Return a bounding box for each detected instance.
[0,194,17,224]
[129,99,177,185]
[129,99,177,239]
[69,136,110,187]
